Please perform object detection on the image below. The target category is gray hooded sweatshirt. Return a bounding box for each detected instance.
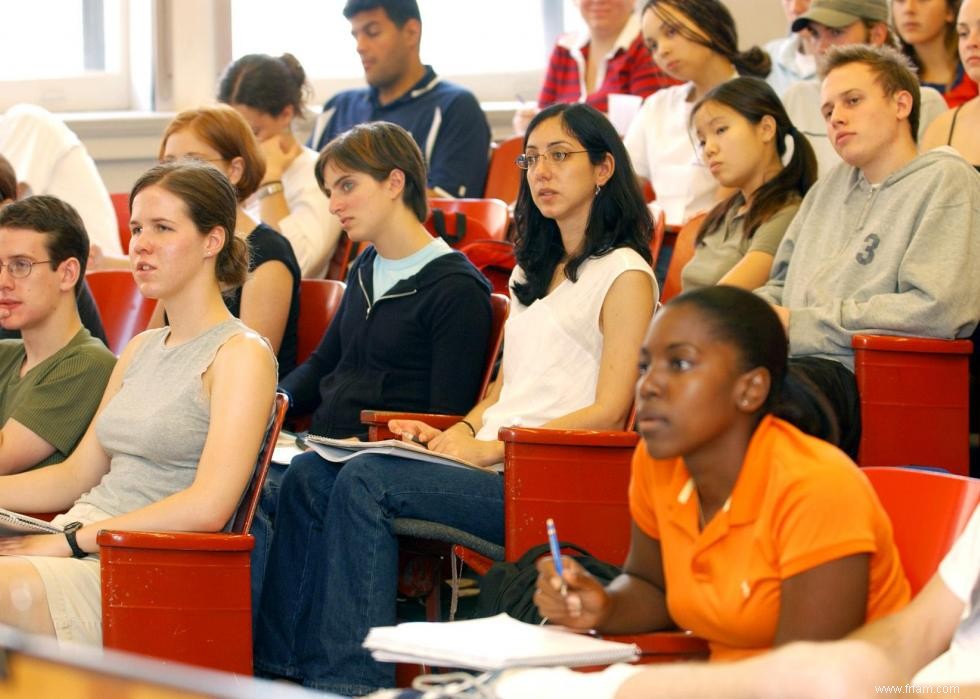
[756,147,980,371]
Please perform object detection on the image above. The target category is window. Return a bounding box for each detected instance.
[230,1,566,106]
[0,0,133,112]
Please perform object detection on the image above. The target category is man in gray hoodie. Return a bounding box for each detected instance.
[756,44,980,456]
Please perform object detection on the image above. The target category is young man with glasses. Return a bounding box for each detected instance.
[0,196,115,475]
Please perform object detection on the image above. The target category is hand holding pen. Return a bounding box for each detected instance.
[533,519,611,629]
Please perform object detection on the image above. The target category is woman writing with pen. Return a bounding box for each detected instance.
[535,286,910,662]
[254,102,658,695]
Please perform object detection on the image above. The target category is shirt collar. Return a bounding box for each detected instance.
[558,13,641,57]
[368,65,440,109]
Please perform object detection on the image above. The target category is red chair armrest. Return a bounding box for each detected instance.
[452,544,495,576]
[604,631,710,662]
[360,410,464,441]
[499,427,639,447]
[97,530,254,552]
[852,334,973,354]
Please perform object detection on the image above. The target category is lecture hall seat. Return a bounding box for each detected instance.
[109,192,131,254]
[98,392,288,674]
[483,135,523,204]
[424,197,510,248]
[85,269,155,355]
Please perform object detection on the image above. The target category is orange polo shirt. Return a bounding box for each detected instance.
[628,415,910,661]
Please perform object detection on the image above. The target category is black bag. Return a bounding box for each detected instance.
[473,542,621,624]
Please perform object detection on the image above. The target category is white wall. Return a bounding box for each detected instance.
[78,0,792,196]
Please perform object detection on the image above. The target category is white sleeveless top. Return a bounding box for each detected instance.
[478,247,655,455]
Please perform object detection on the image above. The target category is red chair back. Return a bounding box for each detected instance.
[863,466,980,594]
[86,270,155,355]
[854,336,973,476]
[479,294,510,398]
[110,192,131,254]
[660,213,705,303]
[326,231,355,281]
[296,279,346,366]
[484,135,523,203]
[424,198,510,248]
[460,240,515,296]
[231,392,289,534]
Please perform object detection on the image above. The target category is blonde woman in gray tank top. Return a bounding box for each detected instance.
[0,161,277,646]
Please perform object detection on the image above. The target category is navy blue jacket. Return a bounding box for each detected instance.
[281,247,493,438]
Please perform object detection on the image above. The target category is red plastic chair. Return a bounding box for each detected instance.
[98,392,289,674]
[86,270,155,355]
[325,231,355,281]
[424,198,510,248]
[296,279,346,366]
[459,240,515,297]
[863,466,980,594]
[483,135,523,203]
[109,193,131,254]
[660,213,705,304]
[853,335,973,476]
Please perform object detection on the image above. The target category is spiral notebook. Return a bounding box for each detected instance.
[363,613,639,670]
[0,508,63,536]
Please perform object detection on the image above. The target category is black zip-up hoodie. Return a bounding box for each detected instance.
[281,246,493,438]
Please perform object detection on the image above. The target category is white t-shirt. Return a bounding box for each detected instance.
[477,247,656,466]
[624,80,730,226]
[245,146,339,279]
[783,79,948,178]
[0,104,120,256]
[913,504,980,685]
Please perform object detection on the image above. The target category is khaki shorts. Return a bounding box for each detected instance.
[19,502,112,645]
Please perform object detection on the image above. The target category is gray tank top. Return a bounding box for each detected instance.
[82,319,247,517]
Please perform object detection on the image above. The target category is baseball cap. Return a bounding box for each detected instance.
[791,0,889,32]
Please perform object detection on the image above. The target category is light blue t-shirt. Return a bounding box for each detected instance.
[372,237,453,301]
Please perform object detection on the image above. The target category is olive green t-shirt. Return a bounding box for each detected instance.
[681,197,800,292]
[0,328,116,469]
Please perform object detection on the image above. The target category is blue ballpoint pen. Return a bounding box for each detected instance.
[546,518,568,597]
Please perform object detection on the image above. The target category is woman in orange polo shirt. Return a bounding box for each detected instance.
[535,285,910,660]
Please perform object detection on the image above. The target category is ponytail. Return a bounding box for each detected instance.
[771,367,841,447]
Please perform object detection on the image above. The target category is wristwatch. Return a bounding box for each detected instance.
[63,521,87,558]
[256,181,284,199]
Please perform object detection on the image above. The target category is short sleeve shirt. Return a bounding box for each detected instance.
[0,327,116,469]
[628,415,910,660]
[680,198,800,291]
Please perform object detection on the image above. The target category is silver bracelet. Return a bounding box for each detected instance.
[257,181,284,199]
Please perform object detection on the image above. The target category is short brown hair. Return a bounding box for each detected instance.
[819,43,921,141]
[0,154,17,202]
[315,121,428,222]
[158,105,265,202]
[130,161,250,289]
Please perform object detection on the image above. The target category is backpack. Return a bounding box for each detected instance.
[473,542,621,624]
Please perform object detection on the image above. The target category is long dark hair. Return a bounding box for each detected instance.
[895,0,961,85]
[669,286,839,444]
[512,103,652,307]
[691,77,816,244]
[642,0,771,78]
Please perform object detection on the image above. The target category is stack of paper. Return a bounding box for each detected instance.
[363,613,638,670]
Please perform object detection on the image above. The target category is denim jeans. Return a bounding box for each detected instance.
[249,460,288,630]
[253,450,504,696]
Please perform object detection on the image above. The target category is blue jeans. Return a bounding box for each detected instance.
[253,450,504,696]
[249,460,288,629]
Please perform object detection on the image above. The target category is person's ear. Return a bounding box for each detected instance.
[226,155,246,187]
[893,89,914,122]
[595,152,616,188]
[204,225,226,260]
[868,22,889,47]
[58,257,81,292]
[386,168,406,200]
[402,18,422,50]
[275,105,295,132]
[758,114,777,143]
[734,368,771,413]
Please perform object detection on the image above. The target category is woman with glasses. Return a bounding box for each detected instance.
[254,103,658,695]
[624,0,771,226]
[218,53,339,278]
[681,77,816,292]
[155,105,301,376]
[0,160,277,646]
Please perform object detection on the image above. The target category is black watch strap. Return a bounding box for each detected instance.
[63,521,87,558]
